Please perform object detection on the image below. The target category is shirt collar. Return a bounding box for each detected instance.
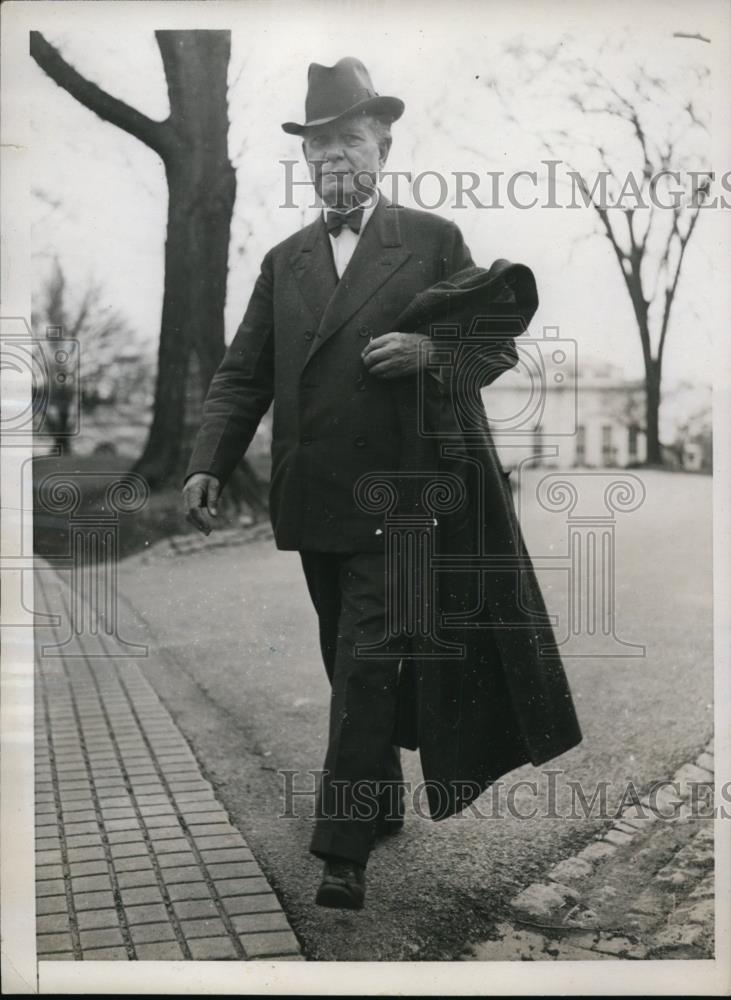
[322,189,379,234]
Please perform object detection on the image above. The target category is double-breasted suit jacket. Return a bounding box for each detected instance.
[186,197,490,549]
[186,198,582,819]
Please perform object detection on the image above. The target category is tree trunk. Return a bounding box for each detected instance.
[627,283,664,468]
[134,31,236,487]
[30,30,264,497]
[644,359,662,466]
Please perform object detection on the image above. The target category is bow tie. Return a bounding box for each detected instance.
[325,207,364,237]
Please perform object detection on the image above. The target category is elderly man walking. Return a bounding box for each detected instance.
[183,56,581,910]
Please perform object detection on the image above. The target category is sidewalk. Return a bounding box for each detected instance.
[33,558,302,962]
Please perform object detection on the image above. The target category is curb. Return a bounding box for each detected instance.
[463,739,715,961]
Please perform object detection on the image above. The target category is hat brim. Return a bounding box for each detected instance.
[282,95,404,135]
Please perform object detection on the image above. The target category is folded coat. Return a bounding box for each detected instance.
[383,258,583,818]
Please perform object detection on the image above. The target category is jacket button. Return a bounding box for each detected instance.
[304,329,314,341]
[302,436,313,446]
[354,436,366,447]
[358,325,370,338]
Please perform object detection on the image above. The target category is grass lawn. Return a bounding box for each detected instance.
[32,451,265,561]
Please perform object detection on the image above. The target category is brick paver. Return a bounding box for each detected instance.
[188,937,239,960]
[34,561,301,961]
[129,922,177,945]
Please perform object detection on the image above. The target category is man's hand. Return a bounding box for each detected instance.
[183,473,221,536]
[361,332,429,379]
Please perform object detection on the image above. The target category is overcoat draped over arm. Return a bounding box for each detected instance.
[386,261,582,819]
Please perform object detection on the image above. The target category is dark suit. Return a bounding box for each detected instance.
[186,198,474,550]
[186,198,582,864]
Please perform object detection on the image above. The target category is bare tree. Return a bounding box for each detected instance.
[32,258,138,453]
[428,35,711,465]
[30,30,236,486]
[556,56,710,465]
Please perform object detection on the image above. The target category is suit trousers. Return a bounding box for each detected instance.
[300,550,405,867]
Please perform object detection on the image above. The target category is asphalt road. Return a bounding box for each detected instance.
[116,470,713,961]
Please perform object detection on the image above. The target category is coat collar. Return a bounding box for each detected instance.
[289,196,411,367]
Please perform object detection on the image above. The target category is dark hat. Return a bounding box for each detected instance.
[282,56,404,135]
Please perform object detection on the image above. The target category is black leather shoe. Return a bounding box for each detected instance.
[315,857,366,910]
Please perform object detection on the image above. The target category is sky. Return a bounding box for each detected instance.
[28,0,722,404]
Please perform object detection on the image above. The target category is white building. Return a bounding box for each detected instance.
[481,344,647,470]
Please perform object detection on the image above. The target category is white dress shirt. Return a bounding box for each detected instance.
[323,192,379,279]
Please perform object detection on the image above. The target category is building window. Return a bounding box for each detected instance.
[628,424,639,460]
[601,424,616,466]
[575,425,586,465]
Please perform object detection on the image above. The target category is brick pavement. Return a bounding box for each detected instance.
[463,738,715,961]
[34,560,302,962]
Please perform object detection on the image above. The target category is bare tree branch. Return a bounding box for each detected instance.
[477,33,710,464]
[29,31,171,158]
[657,196,704,365]
[672,32,711,43]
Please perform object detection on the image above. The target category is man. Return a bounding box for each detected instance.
[183,56,582,910]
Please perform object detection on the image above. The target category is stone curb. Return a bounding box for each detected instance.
[463,738,715,961]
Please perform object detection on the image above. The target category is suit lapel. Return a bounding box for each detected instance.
[303,198,412,367]
[288,216,339,330]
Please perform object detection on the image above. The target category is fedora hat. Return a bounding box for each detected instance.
[282,56,404,135]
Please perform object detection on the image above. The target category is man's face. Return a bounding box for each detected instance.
[302,115,388,208]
